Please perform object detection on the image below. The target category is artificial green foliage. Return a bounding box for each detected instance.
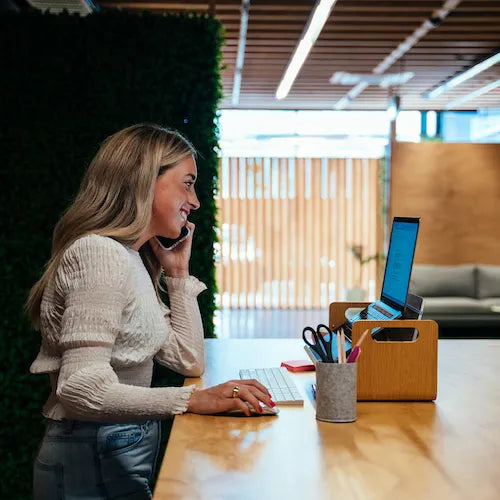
[0,9,222,498]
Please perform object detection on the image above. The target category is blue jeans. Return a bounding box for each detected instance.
[33,419,161,499]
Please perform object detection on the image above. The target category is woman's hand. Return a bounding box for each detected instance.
[187,379,275,416]
[150,222,195,278]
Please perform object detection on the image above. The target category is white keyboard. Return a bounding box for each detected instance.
[239,367,304,405]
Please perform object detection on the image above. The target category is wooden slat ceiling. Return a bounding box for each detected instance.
[96,0,500,110]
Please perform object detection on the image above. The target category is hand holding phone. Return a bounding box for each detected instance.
[151,223,194,278]
[156,226,190,251]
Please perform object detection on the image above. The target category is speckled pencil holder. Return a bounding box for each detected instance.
[316,361,357,423]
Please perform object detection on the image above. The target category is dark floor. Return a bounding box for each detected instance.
[437,326,500,339]
[214,308,330,339]
[214,309,500,339]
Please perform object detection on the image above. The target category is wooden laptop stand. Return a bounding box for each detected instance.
[329,302,438,401]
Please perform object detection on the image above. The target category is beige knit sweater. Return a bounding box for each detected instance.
[30,234,207,422]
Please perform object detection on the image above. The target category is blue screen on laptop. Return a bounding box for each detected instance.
[381,220,419,308]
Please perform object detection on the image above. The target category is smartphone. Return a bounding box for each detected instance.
[373,293,424,341]
[156,226,190,251]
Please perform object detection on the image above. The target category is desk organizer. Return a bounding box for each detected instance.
[329,302,438,401]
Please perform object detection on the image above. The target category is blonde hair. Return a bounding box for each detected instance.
[26,123,195,328]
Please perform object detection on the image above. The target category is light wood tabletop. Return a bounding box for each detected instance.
[154,339,500,500]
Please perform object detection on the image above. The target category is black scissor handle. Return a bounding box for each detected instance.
[302,326,319,346]
[302,326,327,362]
[316,323,334,340]
[315,324,335,362]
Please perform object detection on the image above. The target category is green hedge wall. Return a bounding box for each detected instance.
[0,10,222,498]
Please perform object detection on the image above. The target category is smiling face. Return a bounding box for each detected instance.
[150,155,200,238]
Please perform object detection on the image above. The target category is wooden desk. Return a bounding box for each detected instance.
[155,339,500,500]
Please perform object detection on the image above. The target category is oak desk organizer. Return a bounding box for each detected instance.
[329,301,438,400]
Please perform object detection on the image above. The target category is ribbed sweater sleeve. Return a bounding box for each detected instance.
[154,276,207,376]
[55,236,194,422]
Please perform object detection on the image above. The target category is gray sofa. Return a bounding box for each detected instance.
[409,264,500,329]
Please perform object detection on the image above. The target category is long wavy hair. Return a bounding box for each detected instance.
[26,123,196,328]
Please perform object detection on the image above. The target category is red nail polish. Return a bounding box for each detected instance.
[258,406,263,413]
[269,401,276,407]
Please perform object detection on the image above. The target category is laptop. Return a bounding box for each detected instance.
[335,216,420,353]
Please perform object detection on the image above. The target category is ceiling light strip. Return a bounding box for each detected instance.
[425,52,500,100]
[275,0,338,100]
[332,0,461,110]
[232,0,251,106]
[333,82,369,110]
[444,79,500,110]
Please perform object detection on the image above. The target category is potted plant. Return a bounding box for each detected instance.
[346,244,382,301]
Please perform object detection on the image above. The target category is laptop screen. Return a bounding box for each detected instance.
[380,217,419,310]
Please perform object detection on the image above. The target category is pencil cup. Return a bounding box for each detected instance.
[315,362,357,423]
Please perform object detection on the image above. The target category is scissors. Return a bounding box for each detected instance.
[302,324,335,363]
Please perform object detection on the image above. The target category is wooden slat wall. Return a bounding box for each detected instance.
[216,157,381,308]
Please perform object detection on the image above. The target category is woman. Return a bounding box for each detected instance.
[27,123,274,499]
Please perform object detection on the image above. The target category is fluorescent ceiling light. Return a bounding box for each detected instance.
[334,82,369,110]
[276,0,338,100]
[232,0,251,106]
[444,79,500,109]
[276,39,313,100]
[334,96,352,110]
[425,51,500,99]
[330,71,414,87]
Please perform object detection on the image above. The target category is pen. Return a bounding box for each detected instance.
[345,328,369,363]
[347,346,361,363]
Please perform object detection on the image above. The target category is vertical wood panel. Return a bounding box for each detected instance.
[216,161,224,307]
[288,158,296,308]
[240,158,247,308]
[329,159,338,304]
[311,158,321,308]
[367,159,378,295]
[222,161,230,307]
[280,158,289,308]
[271,159,279,308]
[255,158,264,307]
[236,160,242,308]
[296,159,305,308]
[346,159,354,293]
[361,159,369,292]
[304,158,312,307]
[263,158,272,308]
[337,161,347,301]
[229,158,237,307]
[353,158,363,289]
[320,159,329,308]
[246,158,254,308]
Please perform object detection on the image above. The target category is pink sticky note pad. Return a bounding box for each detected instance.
[281,360,316,372]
